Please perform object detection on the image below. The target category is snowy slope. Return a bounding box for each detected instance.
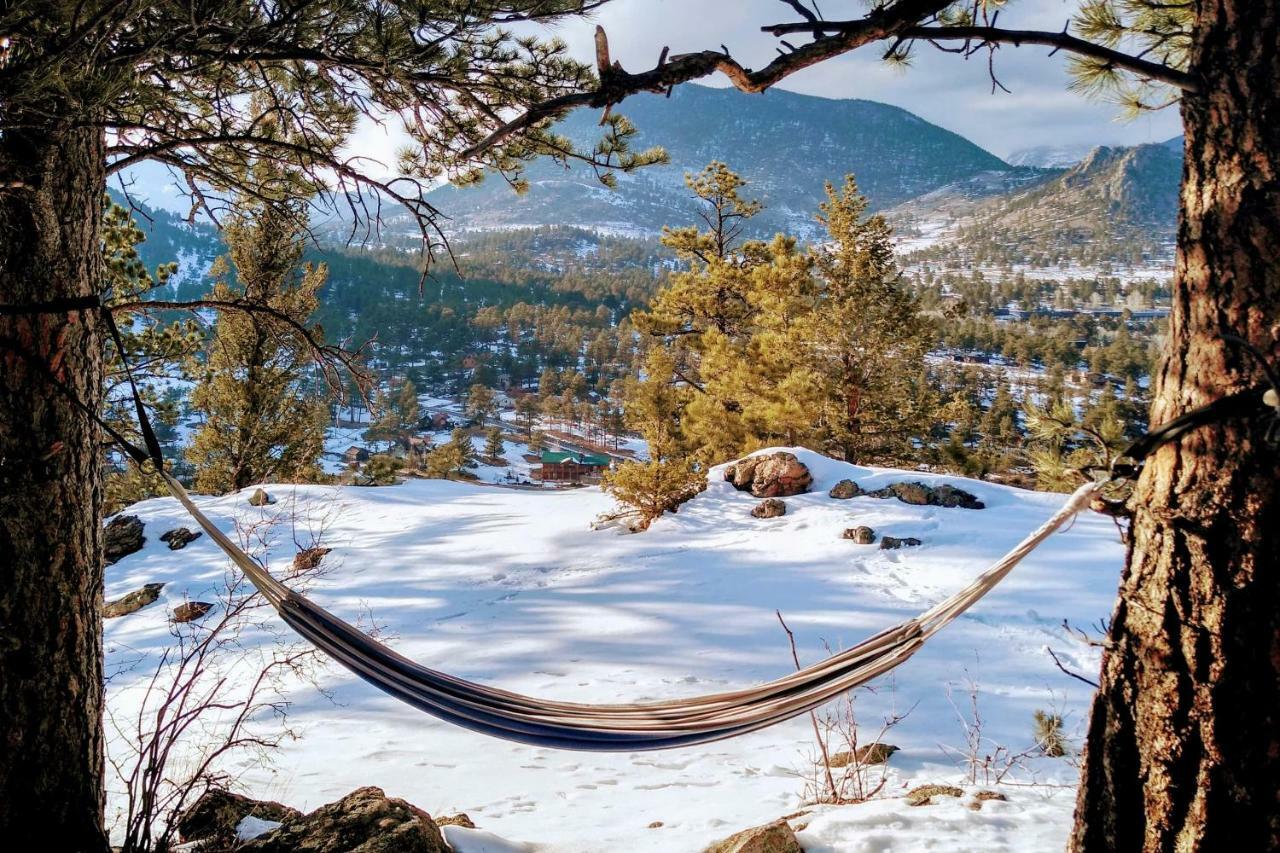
[103,449,1122,851]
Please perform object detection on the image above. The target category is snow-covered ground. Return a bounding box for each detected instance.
[103,449,1122,851]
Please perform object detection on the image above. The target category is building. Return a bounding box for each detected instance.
[343,446,371,467]
[534,450,611,483]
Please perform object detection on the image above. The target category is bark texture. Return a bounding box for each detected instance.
[0,122,109,851]
[1072,1,1280,849]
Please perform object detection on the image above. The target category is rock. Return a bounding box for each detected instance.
[172,601,214,623]
[240,786,448,853]
[704,819,802,853]
[726,452,812,498]
[293,547,332,573]
[751,498,787,519]
[828,479,864,499]
[868,481,985,509]
[102,582,165,619]
[103,514,145,564]
[435,813,475,829]
[906,784,964,807]
[829,743,900,767]
[248,487,275,506]
[931,483,985,509]
[841,526,876,544]
[880,536,922,550]
[177,789,302,846]
[159,527,202,551]
[648,821,665,829]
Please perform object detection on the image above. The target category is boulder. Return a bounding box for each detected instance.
[828,479,863,500]
[880,536,922,550]
[841,526,875,544]
[868,481,931,506]
[172,601,214,623]
[751,498,786,519]
[725,452,812,498]
[906,784,964,807]
[104,515,145,564]
[240,786,448,853]
[159,527,202,551]
[829,743,900,767]
[704,819,802,853]
[248,488,275,507]
[103,582,165,619]
[293,547,332,573]
[868,481,985,509]
[177,789,302,847]
[931,483,985,509]
[435,813,475,829]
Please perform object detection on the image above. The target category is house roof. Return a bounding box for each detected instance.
[540,450,610,467]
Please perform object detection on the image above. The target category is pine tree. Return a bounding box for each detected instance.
[528,429,547,455]
[100,199,201,512]
[365,379,421,454]
[464,382,498,424]
[185,191,330,494]
[807,177,932,462]
[515,394,541,439]
[484,426,505,462]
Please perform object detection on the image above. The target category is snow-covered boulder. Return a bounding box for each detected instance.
[177,788,301,847]
[240,786,448,853]
[724,451,813,497]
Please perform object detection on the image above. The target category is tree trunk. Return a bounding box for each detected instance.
[1072,1,1280,849]
[0,122,109,851]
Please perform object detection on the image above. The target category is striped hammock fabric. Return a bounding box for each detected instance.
[160,471,1100,751]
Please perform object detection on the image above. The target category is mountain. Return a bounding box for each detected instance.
[423,84,1013,240]
[1005,143,1098,169]
[891,141,1182,270]
[974,143,1181,241]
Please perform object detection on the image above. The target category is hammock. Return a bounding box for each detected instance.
[158,470,1101,752]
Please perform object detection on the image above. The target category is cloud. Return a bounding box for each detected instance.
[537,0,1182,157]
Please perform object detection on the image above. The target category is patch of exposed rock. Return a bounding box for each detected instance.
[906,784,964,806]
[725,452,813,498]
[828,479,864,499]
[880,536,922,550]
[248,487,276,506]
[751,498,787,519]
[103,582,165,619]
[829,743,900,766]
[172,601,214,623]
[868,481,984,509]
[104,515,145,564]
[159,527,202,550]
[842,526,876,544]
[435,813,475,829]
[240,786,448,853]
[704,818,802,853]
[293,546,332,573]
[970,790,1009,810]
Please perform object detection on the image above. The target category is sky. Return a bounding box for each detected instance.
[542,0,1183,157]
[130,1,1185,211]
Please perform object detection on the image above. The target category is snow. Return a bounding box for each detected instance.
[103,448,1122,851]
[235,815,284,841]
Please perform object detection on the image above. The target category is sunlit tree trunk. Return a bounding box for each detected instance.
[0,119,110,851]
[1073,1,1280,848]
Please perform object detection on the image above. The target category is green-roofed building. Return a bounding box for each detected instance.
[536,450,612,483]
